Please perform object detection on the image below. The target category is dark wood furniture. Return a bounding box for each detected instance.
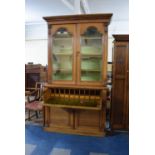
[25,64,47,89]
[111,35,129,130]
[43,14,112,136]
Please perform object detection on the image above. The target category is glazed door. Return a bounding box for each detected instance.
[48,24,76,84]
[77,23,107,86]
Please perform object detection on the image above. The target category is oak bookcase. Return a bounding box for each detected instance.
[43,14,112,136]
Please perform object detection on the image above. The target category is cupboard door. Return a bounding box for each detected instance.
[49,24,76,84]
[49,108,74,129]
[75,110,102,133]
[77,23,107,85]
[125,43,129,129]
[111,41,129,130]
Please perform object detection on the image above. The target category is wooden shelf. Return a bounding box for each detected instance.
[43,103,101,111]
[81,69,100,72]
[53,69,72,72]
[81,37,102,40]
[53,53,101,57]
[53,38,72,41]
[53,53,72,56]
[44,84,107,90]
[81,53,102,57]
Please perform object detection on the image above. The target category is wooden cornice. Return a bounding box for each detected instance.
[43,13,113,25]
[113,34,129,41]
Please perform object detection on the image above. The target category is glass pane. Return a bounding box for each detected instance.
[80,27,103,81]
[52,28,73,81]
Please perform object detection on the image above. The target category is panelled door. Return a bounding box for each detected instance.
[111,39,129,130]
[48,24,76,84]
[77,23,107,86]
[125,42,129,129]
